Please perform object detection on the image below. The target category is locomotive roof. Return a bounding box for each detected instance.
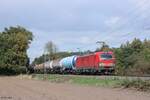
[95,51,113,54]
[77,51,113,57]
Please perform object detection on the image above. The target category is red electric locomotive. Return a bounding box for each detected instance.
[75,51,115,74]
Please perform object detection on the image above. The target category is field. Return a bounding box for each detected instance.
[0,75,150,100]
[22,74,150,91]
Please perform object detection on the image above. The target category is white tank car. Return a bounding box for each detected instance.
[50,61,53,69]
[50,59,62,69]
[44,61,51,69]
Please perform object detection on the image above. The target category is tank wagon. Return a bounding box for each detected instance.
[33,51,115,74]
[60,56,77,70]
[44,61,51,69]
[50,59,62,73]
[34,63,44,73]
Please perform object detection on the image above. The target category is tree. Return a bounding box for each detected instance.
[0,26,33,74]
[45,41,58,60]
[130,38,143,53]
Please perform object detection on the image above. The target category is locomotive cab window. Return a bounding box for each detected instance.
[100,54,112,59]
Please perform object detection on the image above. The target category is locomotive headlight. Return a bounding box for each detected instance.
[99,63,104,66]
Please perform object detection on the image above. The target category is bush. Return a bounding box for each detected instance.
[0,67,26,75]
[114,39,150,76]
[120,79,150,91]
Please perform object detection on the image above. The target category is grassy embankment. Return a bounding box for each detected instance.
[21,74,150,92]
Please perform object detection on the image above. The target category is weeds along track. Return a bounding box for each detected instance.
[31,74,150,81]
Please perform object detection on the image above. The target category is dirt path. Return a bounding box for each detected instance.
[0,77,149,100]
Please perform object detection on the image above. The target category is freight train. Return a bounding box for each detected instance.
[33,51,115,74]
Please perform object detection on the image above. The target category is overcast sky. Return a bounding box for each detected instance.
[0,0,150,61]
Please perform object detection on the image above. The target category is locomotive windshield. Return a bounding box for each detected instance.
[100,54,112,59]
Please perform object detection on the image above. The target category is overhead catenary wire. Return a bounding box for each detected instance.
[71,0,150,52]
[99,0,150,46]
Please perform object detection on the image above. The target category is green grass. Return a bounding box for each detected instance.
[29,74,150,91]
[70,77,121,87]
